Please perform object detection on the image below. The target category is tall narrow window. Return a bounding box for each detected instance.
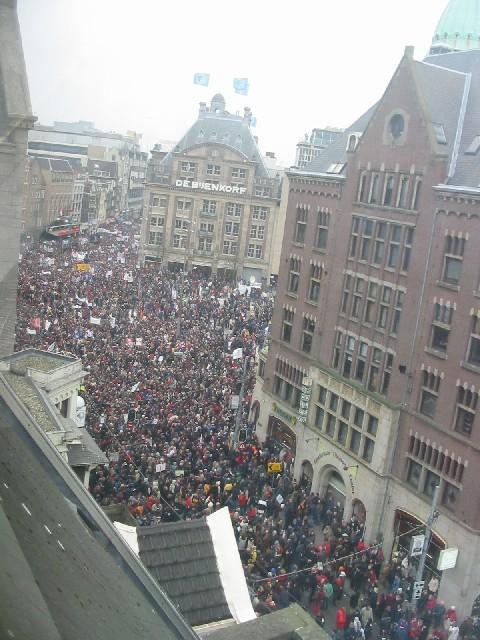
[281,308,295,343]
[294,206,308,243]
[287,257,301,294]
[442,235,465,285]
[314,210,329,250]
[369,173,380,204]
[383,176,395,206]
[397,176,409,208]
[419,370,441,417]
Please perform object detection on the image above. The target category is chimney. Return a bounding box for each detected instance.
[404,46,414,61]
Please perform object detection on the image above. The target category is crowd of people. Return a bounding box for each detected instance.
[14,222,478,638]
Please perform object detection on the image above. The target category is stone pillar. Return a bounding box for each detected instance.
[0,0,35,356]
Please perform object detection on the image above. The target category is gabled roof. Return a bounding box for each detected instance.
[0,379,197,640]
[296,103,377,176]
[138,519,231,626]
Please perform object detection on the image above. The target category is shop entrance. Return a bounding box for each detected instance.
[267,415,296,455]
[325,469,346,509]
[300,460,314,492]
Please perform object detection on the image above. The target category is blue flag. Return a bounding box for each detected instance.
[233,78,249,95]
[193,73,210,87]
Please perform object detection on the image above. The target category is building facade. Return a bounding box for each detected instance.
[253,40,480,616]
[140,95,283,282]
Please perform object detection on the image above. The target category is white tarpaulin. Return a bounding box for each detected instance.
[206,507,255,624]
[113,522,139,555]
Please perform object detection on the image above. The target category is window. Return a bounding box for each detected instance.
[337,421,348,445]
[352,279,363,319]
[181,161,196,174]
[397,176,409,208]
[377,301,388,330]
[175,218,189,230]
[455,385,477,436]
[150,194,168,208]
[308,264,322,303]
[252,205,268,220]
[467,316,480,366]
[387,225,401,268]
[314,210,329,250]
[362,438,375,463]
[341,274,352,314]
[383,175,395,206]
[406,459,422,489]
[199,222,214,233]
[373,222,386,265]
[442,235,465,284]
[315,406,325,429]
[206,164,221,176]
[258,359,265,379]
[149,216,164,228]
[424,470,440,498]
[224,221,240,236]
[281,308,294,342]
[318,386,327,405]
[369,173,380,204]
[341,400,351,420]
[368,365,379,392]
[349,429,362,454]
[402,227,414,271]
[412,178,422,210]
[254,245,263,259]
[442,482,459,510]
[198,237,212,251]
[202,200,217,214]
[362,415,377,439]
[431,325,449,352]
[173,234,186,249]
[358,172,368,202]
[231,167,247,179]
[255,186,271,197]
[226,202,243,217]
[325,413,336,437]
[354,408,364,428]
[382,353,393,395]
[287,258,301,294]
[148,231,163,245]
[329,393,339,412]
[176,198,192,212]
[419,370,441,417]
[355,342,368,381]
[302,317,315,353]
[294,206,308,243]
[250,224,265,240]
[349,217,361,258]
[360,219,373,261]
[391,290,404,335]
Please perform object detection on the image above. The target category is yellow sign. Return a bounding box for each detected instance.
[267,462,282,473]
[74,263,90,272]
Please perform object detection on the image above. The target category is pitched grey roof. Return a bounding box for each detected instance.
[160,108,269,178]
[0,382,197,640]
[138,519,231,626]
[299,103,377,176]
[37,157,74,173]
[208,604,325,640]
[424,50,480,188]
[67,427,108,466]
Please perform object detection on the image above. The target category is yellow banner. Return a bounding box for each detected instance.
[74,263,90,272]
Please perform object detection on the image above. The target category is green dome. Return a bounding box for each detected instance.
[432,0,480,51]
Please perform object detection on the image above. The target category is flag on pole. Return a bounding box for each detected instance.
[193,73,210,87]
[233,78,249,95]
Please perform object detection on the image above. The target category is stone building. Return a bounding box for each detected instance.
[252,5,480,616]
[0,0,35,357]
[140,95,283,283]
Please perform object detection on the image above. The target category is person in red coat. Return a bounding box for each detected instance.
[336,606,347,631]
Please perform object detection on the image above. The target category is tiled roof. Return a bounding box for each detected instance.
[138,519,231,626]
[67,427,108,466]
[208,604,325,640]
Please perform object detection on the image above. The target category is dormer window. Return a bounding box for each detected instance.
[347,134,358,152]
[432,123,447,145]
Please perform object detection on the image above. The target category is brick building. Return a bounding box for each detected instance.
[140,95,284,282]
[253,41,480,615]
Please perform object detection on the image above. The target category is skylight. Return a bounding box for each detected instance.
[432,123,447,145]
[465,135,480,155]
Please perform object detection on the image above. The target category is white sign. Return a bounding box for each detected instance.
[412,581,425,600]
[410,534,425,557]
[437,547,459,571]
[175,179,247,195]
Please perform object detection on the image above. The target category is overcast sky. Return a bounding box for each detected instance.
[18,0,448,165]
